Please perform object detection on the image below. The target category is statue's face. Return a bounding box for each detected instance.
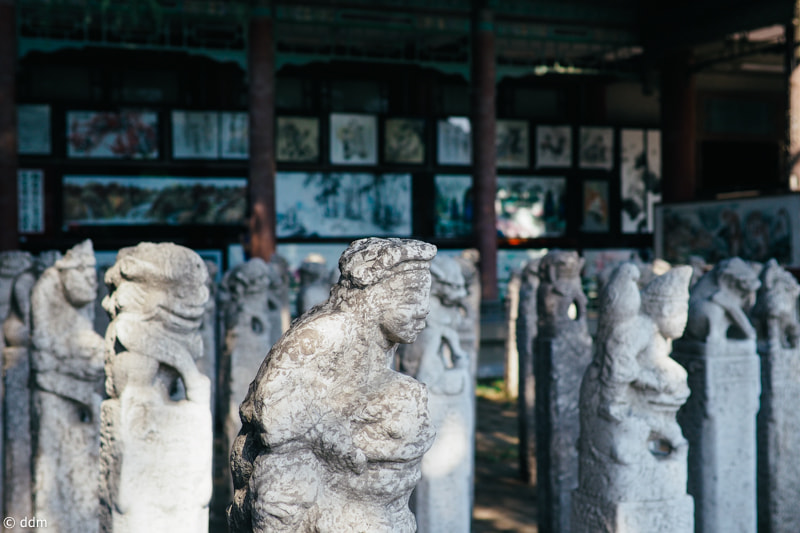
[60,262,98,307]
[656,299,689,339]
[379,270,431,345]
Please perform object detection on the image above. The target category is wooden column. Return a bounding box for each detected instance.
[788,5,800,189]
[660,51,697,203]
[0,0,18,251]
[248,11,276,262]
[471,6,497,302]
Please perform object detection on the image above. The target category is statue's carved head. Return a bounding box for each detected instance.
[430,256,467,307]
[715,257,761,305]
[539,250,584,284]
[56,240,97,308]
[641,266,692,339]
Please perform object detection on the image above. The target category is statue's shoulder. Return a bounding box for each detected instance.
[268,309,351,366]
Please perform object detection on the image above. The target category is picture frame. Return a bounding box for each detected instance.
[579,126,614,170]
[434,175,473,237]
[496,176,567,238]
[276,172,411,237]
[535,125,572,169]
[383,118,425,164]
[620,128,661,233]
[496,119,529,168]
[66,110,159,159]
[220,112,249,159]
[654,194,800,267]
[582,179,610,233]
[329,113,378,165]
[17,105,51,155]
[171,111,220,159]
[62,175,246,227]
[17,168,44,234]
[276,116,319,163]
[437,117,472,165]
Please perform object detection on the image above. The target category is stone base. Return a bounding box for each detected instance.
[100,388,212,533]
[4,346,32,529]
[571,491,694,533]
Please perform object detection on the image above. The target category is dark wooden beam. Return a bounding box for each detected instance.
[0,0,18,251]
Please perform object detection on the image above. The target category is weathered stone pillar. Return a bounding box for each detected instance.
[504,272,521,399]
[535,251,592,533]
[0,0,18,251]
[673,257,762,533]
[471,5,497,301]
[398,255,474,533]
[228,238,437,533]
[296,253,333,316]
[752,259,800,533]
[248,9,276,262]
[30,240,104,532]
[572,264,694,533]
[100,243,212,533]
[199,260,219,419]
[661,50,696,203]
[516,258,539,484]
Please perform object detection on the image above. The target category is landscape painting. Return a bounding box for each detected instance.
[17,104,51,155]
[330,113,378,165]
[434,175,473,238]
[437,117,472,165]
[276,172,411,237]
[496,119,529,168]
[496,176,566,239]
[621,128,662,233]
[220,112,249,159]
[62,175,246,227]
[579,126,614,170]
[535,125,571,168]
[67,110,159,159]
[384,118,425,164]
[277,116,319,163]
[172,111,219,159]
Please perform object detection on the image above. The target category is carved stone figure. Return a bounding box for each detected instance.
[504,270,521,398]
[29,240,104,533]
[398,255,473,532]
[228,238,437,533]
[673,257,762,533]
[534,250,592,533]
[751,259,800,533]
[296,253,335,316]
[2,250,58,530]
[0,251,34,348]
[572,264,694,533]
[198,260,219,416]
[516,257,540,484]
[100,242,212,533]
[455,248,481,374]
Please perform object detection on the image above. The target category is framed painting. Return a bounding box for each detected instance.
[434,175,473,237]
[171,111,219,159]
[496,176,567,239]
[437,117,472,165]
[62,175,246,227]
[18,169,44,234]
[496,119,529,168]
[329,113,378,165]
[535,125,571,169]
[582,179,610,233]
[654,194,800,267]
[276,172,411,237]
[620,128,661,233]
[220,112,249,159]
[579,126,614,170]
[384,118,425,164]
[67,110,159,159]
[17,105,51,155]
[276,116,319,163]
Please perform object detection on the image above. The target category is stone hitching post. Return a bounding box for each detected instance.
[673,257,762,533]
[397,255,474,533]
[99,243,213,533]
[534,250,592,533]
[28,241,105,532]
[751,259,800,533]
[572,264,695,533]
[516,257,540,484]
[228,238,437,533]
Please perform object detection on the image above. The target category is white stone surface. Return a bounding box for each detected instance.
[30,240,104,533]
[228,238,437,533]
[673,257,762,533]
[572,264,694,533]
[99,242,212,533]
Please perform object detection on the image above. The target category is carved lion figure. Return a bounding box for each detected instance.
[751,258,800,349]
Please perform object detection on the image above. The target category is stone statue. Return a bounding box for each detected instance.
[751,259,800,533]
[673,256,762,533]
[534,250,592,533]
[198,259,219,416]
[398,255,473,532]
[228,238,437,533]
[516,257,540,484]
[100,242,212,533]
[29,240,105,533]
[572,264,694,533]
[296,253,335,316]
[0,251,34,348]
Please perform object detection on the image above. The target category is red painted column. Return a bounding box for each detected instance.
[660,51,697,202]
[248,12,276,262]
[0,0,18,250]
[471,7,497,301]
[787,8,800,189]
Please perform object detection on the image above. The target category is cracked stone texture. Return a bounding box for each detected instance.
[573,264,694,533]
[99,242,212,533]
[228,238,437,533]
[674,257,761,533]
